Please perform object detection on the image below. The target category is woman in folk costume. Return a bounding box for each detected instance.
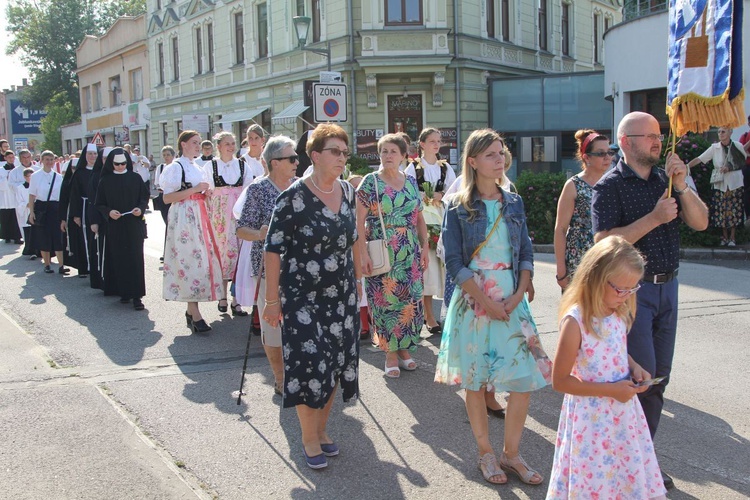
[161,130,222,334]
[404,127,457,335]
[95,148,149,310]
[202,131,253,316]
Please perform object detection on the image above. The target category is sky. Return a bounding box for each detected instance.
[0,0,32,91]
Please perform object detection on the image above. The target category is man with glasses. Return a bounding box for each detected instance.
[591,111,708,490]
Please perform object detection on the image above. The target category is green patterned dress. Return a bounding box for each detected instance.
[356,172,424,352]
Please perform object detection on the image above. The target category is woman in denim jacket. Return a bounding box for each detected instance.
[435,129,551,486]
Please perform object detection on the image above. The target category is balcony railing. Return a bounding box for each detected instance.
[622,0,667,22]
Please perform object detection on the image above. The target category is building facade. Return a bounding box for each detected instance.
[147,0,620,167]
[1,80,47,154]
[76,15,152,153]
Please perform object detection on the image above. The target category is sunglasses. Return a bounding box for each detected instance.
[321,147,350,157]
[607,281,641,297]
[113,162,127,166]
[272,155,299,163]
[588,151,616,158]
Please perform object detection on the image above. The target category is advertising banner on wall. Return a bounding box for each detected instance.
[10,100,47,134]
[356,129,384,164]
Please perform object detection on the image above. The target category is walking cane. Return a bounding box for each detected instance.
[237,259,264,405]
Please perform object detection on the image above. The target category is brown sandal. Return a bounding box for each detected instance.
[478,453,507,484]
[499,452,543,485]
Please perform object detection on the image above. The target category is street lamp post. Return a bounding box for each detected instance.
[292,16,331,71]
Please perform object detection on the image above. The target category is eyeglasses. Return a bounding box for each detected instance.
[607,281,641,297]
[272,155,299,163]
[321,147,350,157]
[626,134,665,142]
[587,151,616,158]
[113,162,127,166]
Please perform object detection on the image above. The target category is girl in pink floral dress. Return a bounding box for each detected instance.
[549,235,666,499]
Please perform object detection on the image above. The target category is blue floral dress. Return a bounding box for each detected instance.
[565,175,595,275]
[356,173,424,353]
[265,179,360,409]
[547,306,666,499]
[435,200,551,391]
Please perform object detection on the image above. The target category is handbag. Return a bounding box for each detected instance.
[33,173,57,227]
[709,166,723,186]
[364,175,392,277]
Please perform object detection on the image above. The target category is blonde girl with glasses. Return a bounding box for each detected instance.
[548,235,666,499]
[553,129,612,291]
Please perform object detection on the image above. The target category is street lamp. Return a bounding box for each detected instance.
[292,16,331,71]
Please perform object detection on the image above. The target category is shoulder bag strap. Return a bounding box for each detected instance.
[373,174,387,238]
[46,173,57,202]
[469,199,506,260]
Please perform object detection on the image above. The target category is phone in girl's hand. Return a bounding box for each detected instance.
[633,376,666,387]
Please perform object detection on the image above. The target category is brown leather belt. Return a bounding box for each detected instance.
[642,270,678,284]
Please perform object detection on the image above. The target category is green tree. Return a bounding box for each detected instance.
[40,92,78,153]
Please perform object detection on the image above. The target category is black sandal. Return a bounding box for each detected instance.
[191,319,212,335]
[231,303,248,317]
[218,299,228,313]
[425,321,442,335]
[43,265,54,274]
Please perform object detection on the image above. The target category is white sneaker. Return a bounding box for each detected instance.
[727,240,736,247]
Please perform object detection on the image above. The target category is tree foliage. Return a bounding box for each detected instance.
[40,92,79,153]
[5,0,145,152]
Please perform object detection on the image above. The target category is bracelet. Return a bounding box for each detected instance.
[672,184,690,196]
[265,299,279,306]
[555,272,568,281]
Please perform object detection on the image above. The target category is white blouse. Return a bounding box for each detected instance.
[159,156,208,195]
[28,169,62,201]
[240,154,266,179]
[203,157,256,188]
[696,141,746,192]
[404,157,457,193]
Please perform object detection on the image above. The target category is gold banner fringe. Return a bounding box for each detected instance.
[666,88,746,136]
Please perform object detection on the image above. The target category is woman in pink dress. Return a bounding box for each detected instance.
[203,131,254,316]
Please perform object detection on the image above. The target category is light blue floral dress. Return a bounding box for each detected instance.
[435,200,551,392]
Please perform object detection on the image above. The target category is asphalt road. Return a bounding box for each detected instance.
[0,210,748,499]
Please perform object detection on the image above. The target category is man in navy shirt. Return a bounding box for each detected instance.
[592,111,708,489]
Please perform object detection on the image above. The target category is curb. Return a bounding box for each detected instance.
[532,244,750,261]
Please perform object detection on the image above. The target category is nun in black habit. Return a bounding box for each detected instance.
[85,148,108,290]
[58,157,80,273]
[69,144,100,281]
[95,148,149,310]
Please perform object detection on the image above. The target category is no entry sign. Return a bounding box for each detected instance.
[313,83,347,122]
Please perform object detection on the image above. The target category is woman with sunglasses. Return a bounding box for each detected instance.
[263,124,361,469]
[203,131,254,317]
[161,130,221,334]
[553,129,612,291]
[236,135,298,396]
[435,129,551,486]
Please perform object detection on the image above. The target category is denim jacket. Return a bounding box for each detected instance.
[442,188,534,292]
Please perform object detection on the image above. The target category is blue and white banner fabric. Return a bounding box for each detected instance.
[667,0,744,135]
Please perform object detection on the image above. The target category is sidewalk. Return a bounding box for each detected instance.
[0,311,207,500]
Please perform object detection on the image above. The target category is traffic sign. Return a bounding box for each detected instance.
[92,132,105,147]
[313,83,347,123]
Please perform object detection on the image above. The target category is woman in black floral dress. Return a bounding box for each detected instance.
[263,124,361,470]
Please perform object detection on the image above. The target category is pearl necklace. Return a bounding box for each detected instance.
[310,175,335,194]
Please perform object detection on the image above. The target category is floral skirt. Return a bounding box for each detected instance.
[162,197,223,302]
[435,268,551,392]
[710,187,745,229]
[206,187,242,280]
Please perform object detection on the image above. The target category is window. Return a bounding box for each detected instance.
[83,86,92,113]
[311,0,321,42]
[501,0,510,41]
[171,37,180,80]
[65,140,72,155]
[593,13,600,63]
[76,138,83,151]
[109,76,122,107]
[538,0,548,50]
[207,23,214,71]
[195,27,203,74]
[257,4,268,58]
[385,0,422,26]
[157,43,165,85]
[561,3,570,56]
[296,0,305,15]
[234,12,245,64]
[93,82,102,111]
[161,122,169,146]
[156,0,162,9]
[130,68,143,101]
[175,120,183,136]
[630,88,669,127]
[487,0,495,38]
